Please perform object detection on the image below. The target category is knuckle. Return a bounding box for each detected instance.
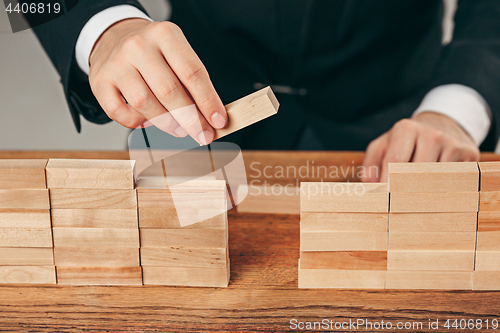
[128,90,151,110]
[182,113,203,130]
[182,63,207,84]
[156,21,182,36]
[394,118,415,131]
[156,81,181,101]
[123,34,144,50]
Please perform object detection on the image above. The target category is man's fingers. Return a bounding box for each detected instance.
[362,133,388,182]
[155,23,227,129]
[411,132,443,162]
[439,138,480,162]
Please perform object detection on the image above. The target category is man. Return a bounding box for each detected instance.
[32,0,500,181]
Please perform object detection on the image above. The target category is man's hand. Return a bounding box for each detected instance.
[362,112,480,182]
[88,19,227,145]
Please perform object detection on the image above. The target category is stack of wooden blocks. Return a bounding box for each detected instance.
[475,162,500,290]
[0,160,55,284]
[137,178,229,287]
[298,182,389,288]
[387,162,479,289]
[46,159,142,285]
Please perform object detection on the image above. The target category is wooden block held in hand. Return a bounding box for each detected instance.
[56,267,142,285]
[388,232,476,251]
[0,228,52,247]
[298,261,385,289]
[387,251,474,271]
[51,209,138,229]
[478,212,500,231]
[52,228,139,248]
[0,189,49,209]
[476,231,500,251]
[473,271,500,290]
[300,212,388,232]
[475,251,500,271]
[385,271,473,290]
[142,265,229,287]
[214,87,279,140]
[390,192,478,213]
[140,247,227,267]
[478,162,500,192]
[388,162,478,193]
[236,184,299,215]
[0,248,53,265]
[46,159,135,189]
[0,209,51,228]
[479,192,500,212]
[0,159,47,189]
[0,266,56,284]
[389,212,477,232]
[300,251,387,270]
[54,248,140,267]
[49,189,137,209]
[140,228,227,249]
[300,231,388,252]
[300,183,389,213]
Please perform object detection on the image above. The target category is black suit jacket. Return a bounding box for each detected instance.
[32,0,500,150]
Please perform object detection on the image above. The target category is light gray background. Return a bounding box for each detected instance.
[1,0,476,151]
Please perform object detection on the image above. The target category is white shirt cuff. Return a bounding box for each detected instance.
[413,84,492,146]
[75,5,153,75]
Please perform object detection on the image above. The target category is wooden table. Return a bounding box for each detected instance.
[1,151,500,332]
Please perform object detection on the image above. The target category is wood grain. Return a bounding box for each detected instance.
[479,191,500,212]
[300,231,388,251]
[0,248,53,266]
[0,189,49,209]
[0,159,47,189]
[138,208,226,229]
[300,182,389,213]
[140,247,227,267]
[475,251,500,271]
[51,209,138,228]
[387,251,475,271]
[476,231,500,251]
[388,162,478,193]
[56,267,142,285]
[214,87,279,140]
[0,228,52,247]
[54,248,140,267]
[388,232,476,251]
[142,265,229,287]
[389,212,477,232]
[0,266,55,284]
[0,209,51,228]
[140,228,227,249]
[300,212,388,231]
[385,271,473,290]
[473,271,500,290]
[478,211,500,231]
[299,251,387,270]
[390,192,479,213]
[52,228,139,248]
[236,184,299,215]
[49,189,137,209]
[478,161,500,192]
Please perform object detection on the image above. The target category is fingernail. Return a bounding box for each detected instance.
[197,130,214,145]
[174,126,188,137]
[211,112,226,129]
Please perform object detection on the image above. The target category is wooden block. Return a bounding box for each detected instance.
[476,231,500,251]
[142,265,229,287]
[0,159,47,189]
[51,209,138,228]
[0,228,52,247]
[300,231,388,252]
[0,189,49,209]
[300,183,389,213]
[479,191,500,212]
[387,251,474,271]
[0,248,53,265]
[388,232,476,251]
[52,228,139,248]
[478,162,500,191]
[140,247,227,267]
[300,212,388,232]
[139,209,226,229]
[46,159,135,189]
[56,267,142,285]
[385,271,473,290]
[389,213,477,232]
[140,229,227,249]
[236,184,299,215]
[475,252,500,271]
[214,87,279,140]
[478,211,500,231]
[299,251,387,270]
[0,209,51,228]
[54,248,140,267]
[388,162,478,193]
[0,266,56,284]
[473,271,500,290]
[298,261,385,289]
[49,189,137,209]
[389,192,478,213]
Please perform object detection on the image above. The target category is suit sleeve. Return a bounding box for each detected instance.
[429,0,500,150]
[30,0,147,132]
